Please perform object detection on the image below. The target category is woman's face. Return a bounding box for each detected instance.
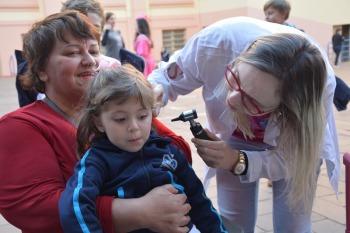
[226,62,281,115]
[106,14,116,28]
[41,32,100,106]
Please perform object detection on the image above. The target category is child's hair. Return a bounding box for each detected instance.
[61,0,104,20]
[263,0,291,20]
[76,64,154,155]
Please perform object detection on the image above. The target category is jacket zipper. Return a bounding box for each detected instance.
[140,149,151,189]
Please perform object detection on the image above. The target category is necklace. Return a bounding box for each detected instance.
[43,97,77,126]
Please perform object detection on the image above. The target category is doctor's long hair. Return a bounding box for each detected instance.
[235,33,326,213]
[76,65,154,155]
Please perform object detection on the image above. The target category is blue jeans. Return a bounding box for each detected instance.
[216,167,320,233]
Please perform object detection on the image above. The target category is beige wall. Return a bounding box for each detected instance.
[0,0,348,77]
[245,0,350,50]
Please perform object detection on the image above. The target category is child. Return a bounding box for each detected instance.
[59,65,227,233]
[263,0,294,27]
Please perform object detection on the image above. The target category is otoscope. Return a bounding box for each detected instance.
[171,109,212,140]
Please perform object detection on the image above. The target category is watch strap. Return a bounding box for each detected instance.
[231,150,248,176]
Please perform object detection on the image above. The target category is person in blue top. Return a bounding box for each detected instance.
[59,65,227,233]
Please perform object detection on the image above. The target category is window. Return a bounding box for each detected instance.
[162,29,186,54]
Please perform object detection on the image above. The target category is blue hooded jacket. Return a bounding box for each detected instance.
[59,131,227,233]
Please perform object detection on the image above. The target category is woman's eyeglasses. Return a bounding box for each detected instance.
[225,65,264,115]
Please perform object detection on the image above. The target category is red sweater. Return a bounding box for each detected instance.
[0,101,191,233]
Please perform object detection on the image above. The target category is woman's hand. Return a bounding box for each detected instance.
[152,84,164,117]
[112,184,191,233]
[141,184,191,233]
[191,129,239,170]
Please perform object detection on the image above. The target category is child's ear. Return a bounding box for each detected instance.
[94,116,105,133]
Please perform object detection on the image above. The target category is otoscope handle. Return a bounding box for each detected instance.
[190,122,212,140]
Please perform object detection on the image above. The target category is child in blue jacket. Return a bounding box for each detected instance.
[59,65,227,233]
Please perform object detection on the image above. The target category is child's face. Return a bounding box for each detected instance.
[264,7,287,24]
[96,96,153,152]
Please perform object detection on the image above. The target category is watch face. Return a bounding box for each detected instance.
[234,163,246,175]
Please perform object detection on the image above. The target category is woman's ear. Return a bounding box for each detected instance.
[39,71,48,82]
[93,116,105,133]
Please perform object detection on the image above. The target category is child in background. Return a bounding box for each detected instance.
[263,0,349,112]
[263,0,297,28]
[59,65,227,233]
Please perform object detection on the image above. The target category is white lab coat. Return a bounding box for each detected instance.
[148,16,340,194]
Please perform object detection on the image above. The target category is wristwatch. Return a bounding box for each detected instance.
[231,150,248,175]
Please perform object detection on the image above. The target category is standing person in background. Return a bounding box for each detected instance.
[101,12,125,61]
[332,29,343,66]
[331,29,350,111]
[134,16,155,77]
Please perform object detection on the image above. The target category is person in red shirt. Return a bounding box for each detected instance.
[0,11,191,233]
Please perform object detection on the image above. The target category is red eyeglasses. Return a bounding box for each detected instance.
[225,65,264,115]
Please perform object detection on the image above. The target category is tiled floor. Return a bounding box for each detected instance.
[0,62,349,232]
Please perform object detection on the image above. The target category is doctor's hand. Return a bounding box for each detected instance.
[152,84,164,117]
[191,129,239,170]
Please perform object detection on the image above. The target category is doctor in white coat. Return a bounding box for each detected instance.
[149,17,339,233]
